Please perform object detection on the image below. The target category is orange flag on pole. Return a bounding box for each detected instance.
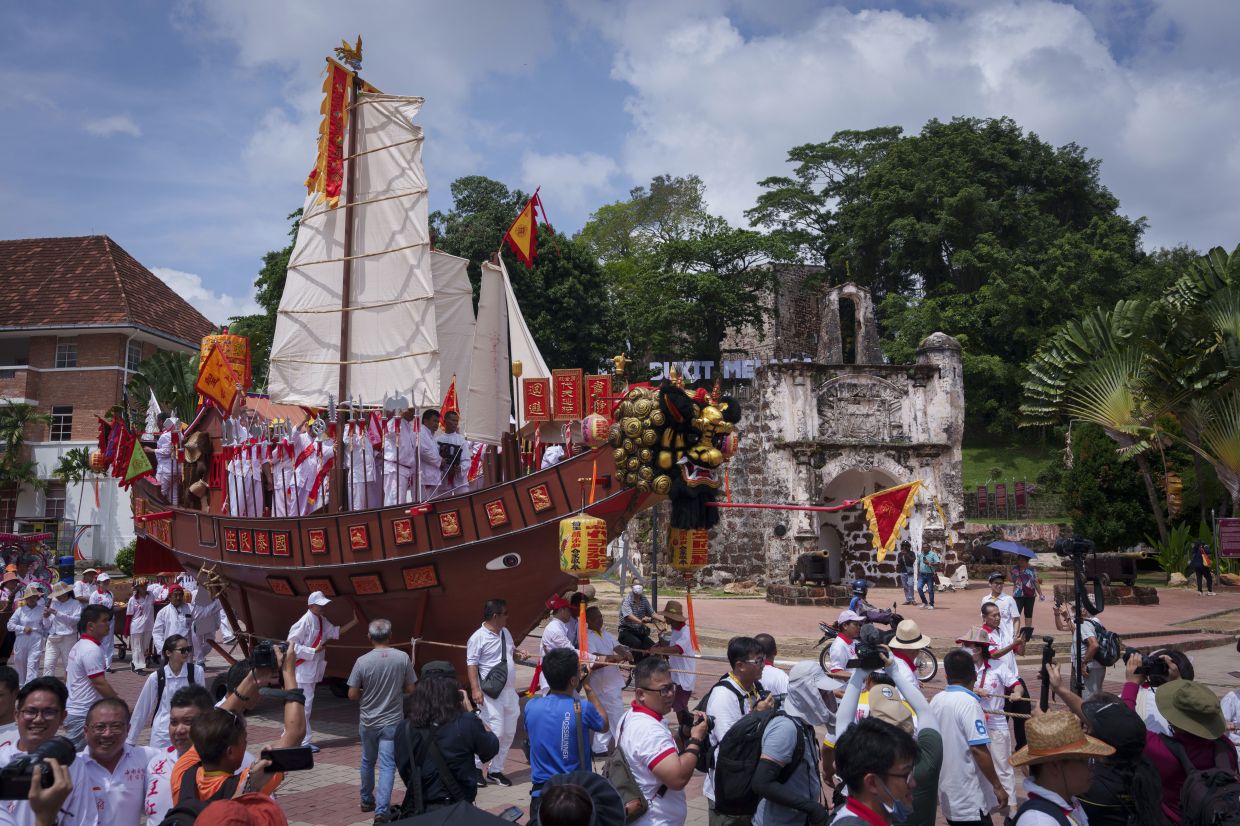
[861,480,923,561]
[504,194,539,267]
[440,375,459,415]
[196,343,242,415]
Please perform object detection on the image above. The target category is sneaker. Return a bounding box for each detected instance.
[1207,591,1217,596]
[373,815,390,825]
[918,604,927,610]
[489,772,513,787]
[927,605,936,610]
[361,802,375,813]
[476,775,489,789]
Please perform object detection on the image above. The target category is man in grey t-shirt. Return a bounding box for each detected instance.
[347,618,417,819]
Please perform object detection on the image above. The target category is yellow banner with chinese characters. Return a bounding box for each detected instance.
[195,343,241,414]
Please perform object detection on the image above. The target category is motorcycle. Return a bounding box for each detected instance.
[815,609,939,683]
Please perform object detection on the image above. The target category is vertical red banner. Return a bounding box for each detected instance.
[523,378,551,422]
[552,368,584,421]
[585,375,612,417]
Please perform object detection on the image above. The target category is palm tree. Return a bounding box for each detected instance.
[52,447,96,528]
[1021,300,1172,542]
[127,350,200,424]
[0,403,51,514]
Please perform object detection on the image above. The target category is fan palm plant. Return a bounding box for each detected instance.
[127,350,200,424]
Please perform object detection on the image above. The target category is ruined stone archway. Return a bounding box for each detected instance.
[819,467,900,584]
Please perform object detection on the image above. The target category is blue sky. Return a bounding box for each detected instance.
[2,0,1239,323]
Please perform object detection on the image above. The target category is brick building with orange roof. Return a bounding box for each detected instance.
[0,235,214,562]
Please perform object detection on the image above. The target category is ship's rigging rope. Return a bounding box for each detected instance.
[268,349,434,366]
[292,239,428,267]
[299,187,427,225]
[277,294,433,314]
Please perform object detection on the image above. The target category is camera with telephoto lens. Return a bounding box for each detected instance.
[0,736,76,799]
[1123,648,1170,685]
[846,624,886,671]
[1054,536,1096,557]
[251,639,288,671]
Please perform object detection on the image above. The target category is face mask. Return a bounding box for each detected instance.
[878,776,913,824]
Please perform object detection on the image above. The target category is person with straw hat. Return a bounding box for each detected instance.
[41,581,80,679]
[74,568,98,604]
[1008,710,1114,826]
[1120,655,1239,824]
[650,599,697,713]
[958,627,1023,817]
[6,587,46,686]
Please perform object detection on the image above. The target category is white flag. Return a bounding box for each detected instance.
[145,389,162,435]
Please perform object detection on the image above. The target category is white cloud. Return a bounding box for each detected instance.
[574,0,1240,250]
[150,267,260,325]
[83,115,141,137]
[520,151,618,217]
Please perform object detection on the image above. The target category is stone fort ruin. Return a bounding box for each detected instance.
[695,273,965,600]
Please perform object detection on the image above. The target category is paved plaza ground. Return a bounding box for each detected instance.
[113,572,1240,825]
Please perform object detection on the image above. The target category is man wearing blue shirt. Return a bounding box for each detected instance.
[523,647,609,822]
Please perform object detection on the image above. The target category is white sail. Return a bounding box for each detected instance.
[431,250,474,407]
[463,262,510,444]
[500,257,551,420]
[269,93,439,408]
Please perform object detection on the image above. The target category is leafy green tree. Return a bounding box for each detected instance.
[580,175,788,365]
[431,176,530,291]
[229,208,301,390]
[1061,423,1155,550]
[52,447,96,526]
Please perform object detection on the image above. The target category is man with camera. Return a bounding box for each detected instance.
[617,657,711,826]
[525,648,609,821]
[1054,601,1104,700]
[169,633,307,806]
[286,591,360,752]
[80,697,159,826]
[0,676,95,826]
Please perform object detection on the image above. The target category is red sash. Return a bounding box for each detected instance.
[295,617,323,667]
[293,442,316,469]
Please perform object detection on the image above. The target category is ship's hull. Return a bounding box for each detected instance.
[133,447,648,680]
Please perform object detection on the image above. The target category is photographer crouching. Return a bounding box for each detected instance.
[167,636,308,813]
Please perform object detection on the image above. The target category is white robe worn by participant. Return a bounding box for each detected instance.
[191,587,222,668]
[537,617,593,693]
[586,627,626,753]
[127,592,155,670]
[6,604,45,686]
[288,609,341,747]
[270,439,297,518]
[346,424,381,510]
[41,597,79,679]
[152,601,193,652]
[154,425,178,505]
[436,430,469,496]
[382,417,416,506]
[417,427,443,501]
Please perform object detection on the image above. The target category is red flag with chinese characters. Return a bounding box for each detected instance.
[440,375,459,416]
[861,480,922,561]
[196,343,242,415]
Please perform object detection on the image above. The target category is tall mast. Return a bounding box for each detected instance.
[333,69,362,512]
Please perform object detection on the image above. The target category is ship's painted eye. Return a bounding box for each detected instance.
[486,553,521,571]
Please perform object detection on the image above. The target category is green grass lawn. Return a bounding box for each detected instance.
[961,443,1058,489]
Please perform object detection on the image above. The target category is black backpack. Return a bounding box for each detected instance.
[1159,735,1240,826]
[1088,620,1123,667]
[712,710,806,817]
[691,677,761,774]
[1013,796,1073,826]
[156,663,197,707]
[156,765,241,825]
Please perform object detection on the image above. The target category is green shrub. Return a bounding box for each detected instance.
[1148,524,1193,576]
[115,541,135,577]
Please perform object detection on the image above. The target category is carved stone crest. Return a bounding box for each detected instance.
[817,375,904,441]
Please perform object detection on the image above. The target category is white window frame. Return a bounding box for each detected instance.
[50,406,73,441]
[54,338,77,369]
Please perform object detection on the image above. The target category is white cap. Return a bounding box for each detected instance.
[631,584,644,594]
[308,591,331,607]
[836,609,864,625]
[97,573,111,583]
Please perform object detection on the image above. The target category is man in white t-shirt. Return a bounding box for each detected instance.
[125,579,155,674]
[929,648,1006,824]
[649,601,697,713]
[537,595,592,693]
[73,569,97,604]
[980,601,1024,676]
[1055,601,1104,699]
[80,697,160,826]
[466,598,529,787]
[87,573,116,672]
[981,572,1021,641]
[64,604,117,747]
[584,606,630,754]
[617,658,710,826]
[755,633,790,699]
[703,636,775,818]
[828,611,864,676]
[0,677,96,826]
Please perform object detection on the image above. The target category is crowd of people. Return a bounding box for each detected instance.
[0,561,1236,826]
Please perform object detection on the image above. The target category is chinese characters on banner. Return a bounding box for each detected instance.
[195,343,242,414]
[199,334,252,390]
[558,515,608,577]
[585,375,612,417]
[523,378,551,422]
[552,368,583,421]
[669,527,710,572]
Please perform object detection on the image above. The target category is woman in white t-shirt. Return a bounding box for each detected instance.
[126,634,207,749]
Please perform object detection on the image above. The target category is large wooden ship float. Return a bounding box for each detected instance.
[132,448,648,680]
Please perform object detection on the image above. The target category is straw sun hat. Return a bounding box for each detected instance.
[1010,710,1115,767]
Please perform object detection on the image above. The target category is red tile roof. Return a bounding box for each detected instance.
[0,235,215,347]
